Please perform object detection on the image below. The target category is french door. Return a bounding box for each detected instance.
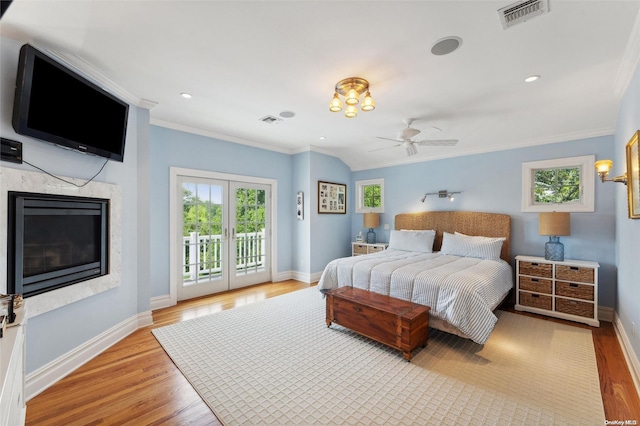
[177,176,271,301]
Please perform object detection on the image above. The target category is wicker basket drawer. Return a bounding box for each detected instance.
[518,261,552,278]
[518,276,552,294]
[369,245,385,253]
[519,292,552,311]
[556,265,594,284]
[353,244,367,255]
[555,281,594,301]
[555,298,594,318]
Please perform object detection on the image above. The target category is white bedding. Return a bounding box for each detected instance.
[317,249,513,344]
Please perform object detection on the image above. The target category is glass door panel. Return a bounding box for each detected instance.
[178,178,228,300]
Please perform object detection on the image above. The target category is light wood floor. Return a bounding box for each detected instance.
[26,280,640,425]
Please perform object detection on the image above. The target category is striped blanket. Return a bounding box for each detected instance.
[317,249,513,344]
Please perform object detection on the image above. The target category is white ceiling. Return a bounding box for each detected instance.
[2,1,639,171]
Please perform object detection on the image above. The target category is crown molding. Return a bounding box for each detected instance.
[614,8,640,99]
[43,47,157,110]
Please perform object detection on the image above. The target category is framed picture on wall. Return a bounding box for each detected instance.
[318,181,346,214]
[626,130,640,219]
[296,191,304,220]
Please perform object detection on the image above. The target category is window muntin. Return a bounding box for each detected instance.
[522,155,595,212]
[355,178,384,213]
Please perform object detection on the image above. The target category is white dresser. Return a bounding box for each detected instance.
[0,309,26,426]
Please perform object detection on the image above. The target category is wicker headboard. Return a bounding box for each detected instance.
[395,211,511,262]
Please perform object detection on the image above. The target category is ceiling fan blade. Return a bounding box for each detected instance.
[414,139,458,146]
[368,144,401,152]
[376,136,405,143]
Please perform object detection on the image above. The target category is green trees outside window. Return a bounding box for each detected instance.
[533,167,581,204]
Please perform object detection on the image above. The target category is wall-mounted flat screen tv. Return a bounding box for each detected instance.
[12,44,129,162]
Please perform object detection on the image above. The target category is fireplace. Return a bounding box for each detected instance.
[7,191,109,298]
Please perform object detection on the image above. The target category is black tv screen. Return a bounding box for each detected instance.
[12,44,129,162]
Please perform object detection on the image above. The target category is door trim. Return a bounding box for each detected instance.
[169,167,278,306]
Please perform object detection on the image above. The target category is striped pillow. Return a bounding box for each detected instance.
[440,232,505,260]
[388,229,436,252]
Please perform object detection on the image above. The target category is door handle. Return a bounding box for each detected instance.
[232,228,236,239]
[224,228,228,239]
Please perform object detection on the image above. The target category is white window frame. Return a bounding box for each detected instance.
[521,155,595,212]
[355,178,385,214]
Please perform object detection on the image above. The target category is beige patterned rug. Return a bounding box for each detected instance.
[152,287,604,425]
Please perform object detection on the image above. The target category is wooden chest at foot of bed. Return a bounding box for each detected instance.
[325,287,430,361]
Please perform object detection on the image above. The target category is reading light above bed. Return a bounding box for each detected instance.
[421,190,462,202]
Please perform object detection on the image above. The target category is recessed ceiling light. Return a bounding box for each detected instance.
[525,75,540,83]
[431,36,463,56]
[180,92,193,99]
[279,111,296,118]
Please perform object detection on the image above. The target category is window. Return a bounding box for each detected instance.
[521,155,595,212]
[355,178,384,213]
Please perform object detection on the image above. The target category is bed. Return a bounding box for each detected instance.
[317,211,513,344]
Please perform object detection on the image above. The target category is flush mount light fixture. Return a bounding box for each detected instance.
[329,77,375,118]
[525,75,540,83]
[180,92,193,99]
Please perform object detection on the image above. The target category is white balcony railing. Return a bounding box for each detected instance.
[182,230,265,281]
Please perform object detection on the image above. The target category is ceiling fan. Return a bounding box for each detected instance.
[372,118,458,156]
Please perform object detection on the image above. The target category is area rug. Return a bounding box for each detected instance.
[152,287,605,425]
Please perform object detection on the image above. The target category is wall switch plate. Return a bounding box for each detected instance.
[384,224,390,230]
[1,138,23,164]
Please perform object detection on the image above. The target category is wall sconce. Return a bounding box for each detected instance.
[595,159,627,185]
[421,190,462,203]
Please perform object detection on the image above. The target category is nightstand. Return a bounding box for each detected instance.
[351,242,388,256]
[515,255,599,327]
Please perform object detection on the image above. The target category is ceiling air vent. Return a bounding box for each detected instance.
[259,115,282,124]
[498,0,549,30]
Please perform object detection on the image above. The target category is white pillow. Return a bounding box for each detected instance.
[388,229,436,253]
[440,232,505,260]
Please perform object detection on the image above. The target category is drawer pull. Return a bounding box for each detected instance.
[570,266,579,271]
[531,278,539,282]
[531,294,540,298]
[570,283,579,287]
[531,263,539,266]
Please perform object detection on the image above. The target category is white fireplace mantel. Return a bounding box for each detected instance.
[0,167,121,318]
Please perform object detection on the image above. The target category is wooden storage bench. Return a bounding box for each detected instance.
[325,287,430,361]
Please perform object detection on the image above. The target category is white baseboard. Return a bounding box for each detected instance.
[290,271,322,284]
[25,310,152,401]
[612,312,640,398]
[598,305,614,322]
[150,294,174,311]
[271,270,293,282]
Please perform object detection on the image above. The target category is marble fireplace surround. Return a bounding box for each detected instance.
[0,167,121,318]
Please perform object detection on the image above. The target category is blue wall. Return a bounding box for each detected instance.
[292,152,311,275]
[148,126,294,297]
[1,37,149,373]
[351,136,617,308]
[614,62,640,360]
[309,151,352,273]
